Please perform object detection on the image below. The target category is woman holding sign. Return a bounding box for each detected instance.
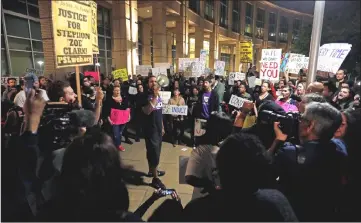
[105,86,131,152]
[168,88,186,147]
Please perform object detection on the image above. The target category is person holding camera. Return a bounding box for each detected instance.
[141,76,166,189]
[267,102,345,221]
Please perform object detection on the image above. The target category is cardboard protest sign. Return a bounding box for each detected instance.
[84,71,99,81]
[317,43,352,74]
[151,67,167,76]
[260,49,282,81]
[25,68,43,75]
[239,41,253,63]
[136,65,152,76]
[194,118,207,136]
[286,53,305,74]
[89,1,98,54]
[162,105,188,116]
[247,76,256,88]
[112,68,128,81]
[52,1,93,68]
[128,86,137,95]
[280,53,290,72]
[159,91,171,104]
[228,72,246,85]
[214,60,225,76]
[229,94,246,108]
[1,76,20,85]
[178,58,199,72]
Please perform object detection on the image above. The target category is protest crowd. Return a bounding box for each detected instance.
[1,62,361,222]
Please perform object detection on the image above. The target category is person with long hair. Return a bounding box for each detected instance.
[255,81,274,107]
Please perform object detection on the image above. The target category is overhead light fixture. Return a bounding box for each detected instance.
[37,61,44,65]
[95,62,100,67]
[147,10,150,12]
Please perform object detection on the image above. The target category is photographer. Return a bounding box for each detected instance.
[267,102,344,221]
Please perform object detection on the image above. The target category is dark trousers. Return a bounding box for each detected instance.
[112,124,126,147]
[170,119,184,144]
[144,128,162,169]
[135,111,143,139]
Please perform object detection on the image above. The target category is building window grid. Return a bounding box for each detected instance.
[268,12,276,41]
[279,16,288,43]
[292,19,301,43]
[256,8,265,39]
[2,0,44,76]
[245,3,253,37]
[232,1,240,33]
[205,0,214,21]
[96,6,112,75]
[219,0,228,28]
[189,0,200,14]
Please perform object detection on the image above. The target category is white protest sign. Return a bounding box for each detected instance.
[159,91,171,104]
[151,67,167,76]
[229,94,246,109]
[128,86,137,95]
[178,58,199,71]
[162,105,188,116]
[136,65,152,76]
[248,76,256,88]
[286,53,305,74]
[194,118,207,136]
[214,60,225,76]
[228,72,246,85]
[317,43,352,74]
[260,49,282,81]
[255,78,262,86]
[154,63,171,69]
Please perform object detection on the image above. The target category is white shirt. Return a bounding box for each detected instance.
[14,89,49,108]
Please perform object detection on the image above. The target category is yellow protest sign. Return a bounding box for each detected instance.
[89,1,98,54]
[239,41,253,63]
[52,1,93,68]
[112,68,128,81]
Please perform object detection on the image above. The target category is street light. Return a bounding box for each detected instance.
[37,61,44,72]
[95,62,100,67]
[307,1,326,86]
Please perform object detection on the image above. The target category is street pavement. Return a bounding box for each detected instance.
[120,137,193,221]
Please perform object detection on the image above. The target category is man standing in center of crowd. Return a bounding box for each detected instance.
[141,76,166,189]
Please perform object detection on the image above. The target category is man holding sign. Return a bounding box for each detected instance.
[141,76,166,189]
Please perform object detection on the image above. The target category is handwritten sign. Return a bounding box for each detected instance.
[159,91,171,104]
[178,58,199,73]
[317,43,352,74]
[286,53,305,74]
[260,49,282,81]
[25,68,43,75]
[228,72,246,85]
[162,105,188,115]
[112,68,128,81]
[229,94,246,109]
[239,41,253,63]
[84,71,99,81]
[52,1,93,68]
[128,86,137,95]
[90,1,98,54]
[248,76,256,88]
[194,118,207,136]
[214,60,225,76]
[136,65,152,76]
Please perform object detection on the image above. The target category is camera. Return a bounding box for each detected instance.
[258,110,300,140]
[38,103,76,151]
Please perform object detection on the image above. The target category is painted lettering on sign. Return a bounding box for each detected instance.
[260,49,282,81]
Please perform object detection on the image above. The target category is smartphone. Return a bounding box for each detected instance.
[159,189,175,196]
[24,74,34,94]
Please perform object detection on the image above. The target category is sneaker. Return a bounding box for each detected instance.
[146,170,166,178]
[124,138,133,145]
[118,145,125,152]
[151,178,166,189]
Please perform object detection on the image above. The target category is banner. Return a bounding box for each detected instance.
[194,118,207,136]
[89,1,98,54]
[159,91,171,104]
[260,49,282,81]
[239,41,253,63]
[214,60,225,76]
[229,94,246,108]
[52,1,93,68]
[128,86,137,95]
[136,65,152,76]
[112,68,128,81]
[162,105,188,116]
[286,53,305,74]
[84,71,99,81]
[317,43,352,74]
[228,72,245,85]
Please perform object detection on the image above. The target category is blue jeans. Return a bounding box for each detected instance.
[113,124,126,147]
